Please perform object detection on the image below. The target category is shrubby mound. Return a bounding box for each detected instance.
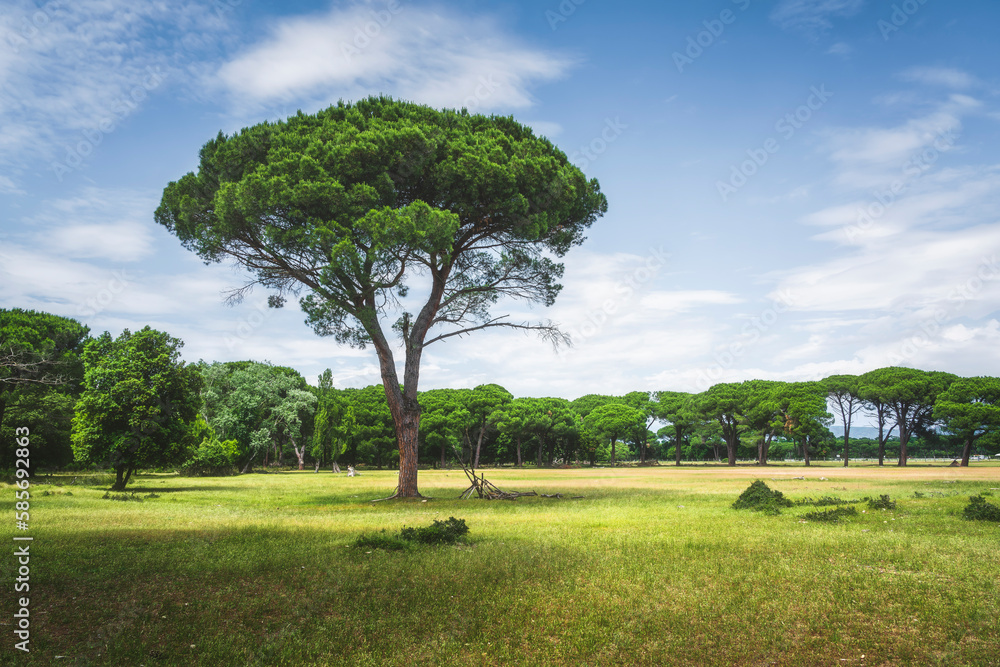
[732,481,793,515]
[866,495,896,510]
[963,495,1000,522]
[801,506,858,522]
[355,517,470,551]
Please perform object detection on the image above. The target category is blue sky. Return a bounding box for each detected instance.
[2,0,999,400]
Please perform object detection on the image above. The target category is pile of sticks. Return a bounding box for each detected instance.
[457,463,537,501]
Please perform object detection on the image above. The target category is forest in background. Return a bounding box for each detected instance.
[3,307,999,489]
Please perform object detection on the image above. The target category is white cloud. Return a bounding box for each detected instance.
[213,4,574,114]
[771,224,1000,312]
[826,42,853,57]
[770,0,865,32]
[0,176,25,195]
[24,187,159,262]
[899,67,978,90]
[819,95,979,189]
[0,0,233,179]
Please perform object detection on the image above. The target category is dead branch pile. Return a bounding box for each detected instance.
[453,454,583,501]
[457,464,537,500]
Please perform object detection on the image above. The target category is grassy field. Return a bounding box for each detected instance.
[3,463,1000,666]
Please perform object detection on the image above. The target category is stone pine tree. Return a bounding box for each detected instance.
[861,367,956,466]
[824,374,863,467]
[156,97,606,498]
[933,376,1000,466]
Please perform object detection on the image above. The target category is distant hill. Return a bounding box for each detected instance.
[830,425,888,439]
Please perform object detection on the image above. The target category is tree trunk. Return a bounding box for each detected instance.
[516,436,523,467]
[332,460,341,473]
[877,422,885,466]
[898,425,909,466]
[842,425,851,467]
[112,464,135,491]
[725,435,736,466]
[610,436,616,467]
[113,464,127,491]
[293,440,305,470]
[473,418,485,469]
[758,433,773,466]
[960,437,973,467]
[675,426,683,466]
[803,438,811,466]
[394,408,420,494]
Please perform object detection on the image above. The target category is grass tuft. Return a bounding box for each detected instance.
[801,506,859,522]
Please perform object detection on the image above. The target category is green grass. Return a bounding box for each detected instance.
[3,464,1000,666]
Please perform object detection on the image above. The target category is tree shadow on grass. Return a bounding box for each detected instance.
[113,485,246,494]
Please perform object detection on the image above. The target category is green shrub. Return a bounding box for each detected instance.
[796,496,859,507]
[801,506,858,522]
[181,435,239,476]
[400,517,469,544]
[866,495,896,510]
[732,481,793,515]
[354,517,470,550]
[963,495,1000,522]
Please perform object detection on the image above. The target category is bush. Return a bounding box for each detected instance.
[963,494,1000,522]
[866,495,896,510]
[181,435,239,476]
[354,517,470,550]
[732,481,793,515]
[400,517,469,544]
[796,496,859,507]
[801,506,858,522]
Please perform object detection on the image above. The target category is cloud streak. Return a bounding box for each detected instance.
[214,3,574,114]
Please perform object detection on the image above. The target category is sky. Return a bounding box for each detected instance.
[1,0,999,401]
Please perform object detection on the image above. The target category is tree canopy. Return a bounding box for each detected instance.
[0,309,90,469]
[933,376,1000,466]
[71,327,202,490]
[156,96,607,497]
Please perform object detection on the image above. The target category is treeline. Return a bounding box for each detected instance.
[2,309,999,489]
